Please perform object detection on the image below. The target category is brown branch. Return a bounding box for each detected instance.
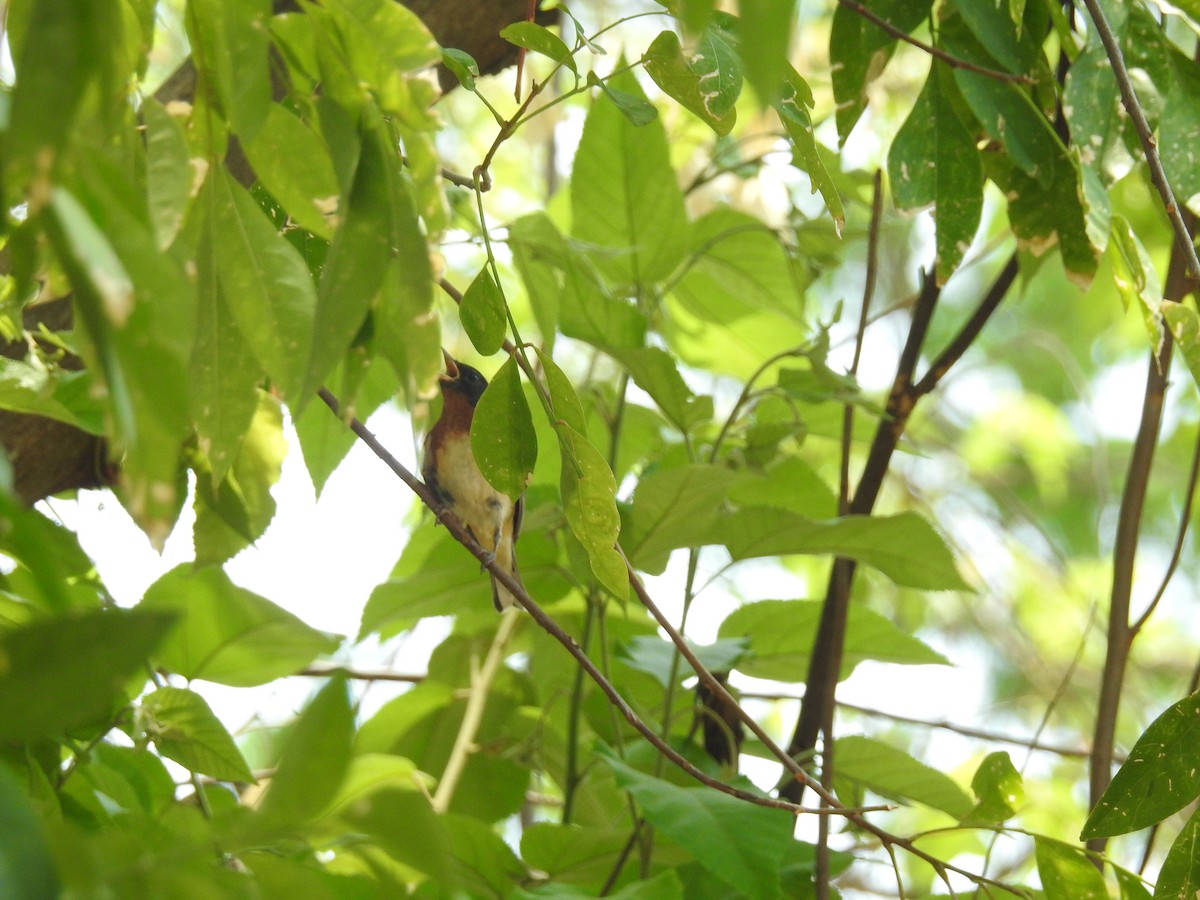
[315,386,821,816]
[837,0,1032,85]
[1080,0,1200,292]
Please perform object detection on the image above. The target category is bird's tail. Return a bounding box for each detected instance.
[491,549,521,611]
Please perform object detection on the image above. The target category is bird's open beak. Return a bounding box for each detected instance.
[439,349,460,382]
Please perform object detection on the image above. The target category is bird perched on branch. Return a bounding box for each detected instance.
[422,351,524,611]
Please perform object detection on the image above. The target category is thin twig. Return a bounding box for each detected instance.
[1080,0,1200,289]
[316,387,821,816]
[299,666,423,683]
[838,0,1032,85]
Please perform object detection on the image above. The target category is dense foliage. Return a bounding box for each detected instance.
[3,0,1200,897]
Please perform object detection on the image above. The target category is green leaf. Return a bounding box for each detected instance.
[193,391,288,565]
[557,424,627,600]
[616,635,746,688]
[444,814,527,896]
[945,0,1040,74]
[8,0,113,167]
[774,67,845,229]
[141,564,339,687]
[835,735,973,818]
[259,675,354,825]
[0,764,58,900]
[187,0,272,141]
[1164,302,1200,389]
[0,359,103,434]
[1034,837,1107,900]
[0,493,101,615]
[0,608,175,742]
[1162,52,1200,207]
[1155,807,1200,900]
[829,0,933,142]
[510,213,567,346]
[471,356,537,501]
[727,458,838,520]
[535,348,587,434]
[210,170,317,404]
[302,122,395,403]
[600,749,792,899]
[520,823,632,884]
[1082,691,1200,840]
[717,599,949,682]
[965,752,1024,824]
[1108,214,1164,354]
[736,0,792,106]
[587,71,658,126]
[560,257,648,350]
[340,788,455,884]
[241,105,340,239]
[141,686,255,782]
[610,347,711,433]
[672,208,804,324]
[500,22,578,76]
[442,48,480,91]
[888,64,983,281]
[573,69,687,288]
[460,266,508,356]
[722,509,969,590]
[623,464,735,571]
[1116,867,1153,900]
[142,97,194,250]
[643,28,739,135]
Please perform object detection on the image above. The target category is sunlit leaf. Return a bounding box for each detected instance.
[835,735,974,818]
[141,686,255,782]
[1035,837,1107,900]
[500,22,577,76]
[460,266,508,357]
[472,356,537,501]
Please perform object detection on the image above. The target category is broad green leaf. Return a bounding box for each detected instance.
[520,823,632,884]
[1035,837,1107,900]
[0,608,175,742]
[141,564,339,687]
[954,70,1063,186]
[321,0,440,125]
[80,743,177,817]
[572,69,687,288]
[302,123,396,403]
[722,509,969,591]
[1161,51,1200,210]
[600,749,792,899]
[1165,302,1200,389]
[259,675,354,825]
[727,458,838,520]
[187,0,272,141]
[191,196,264,481]
[1108,214,1164,354]
[945,0,1041,74]
[472,356,537,501]
[444,814,527,896]
[1063,4,1135,188]
[500,22,578,76]
[736,0,792,106]
[141,686,255,782]
[672,208,804,324]
[0,359,103,434]
[835,735,973,817]
[442,48,480,90]
[193,392,289,565]
[610,346,711,433]
[557,424,627,600]
[535,348,587,434]
[460,266,508,356]
[0,492,101,614]
[965,752,1024,824]
[0,764,58,900]
[511,213,568,346]
[560,257,648,350]
[322,753,423,816]
[341,788,455,884]
[142,97,194,250]
[1155,808,1200,900]
[774,67,845,229]
[829,0,933,142]
[643,28,739,135]
[1082,691,1200,839]
[8,0,114,167]
[241,105,340,238]
[888,64,983,282]
[717,599,949,682]
[210,170,317,403]
[623,464,736,571]
[616,635,747,688]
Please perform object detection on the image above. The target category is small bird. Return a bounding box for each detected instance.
[422,351,524,611]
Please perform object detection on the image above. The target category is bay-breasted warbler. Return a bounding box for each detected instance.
[422,351,523,611]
